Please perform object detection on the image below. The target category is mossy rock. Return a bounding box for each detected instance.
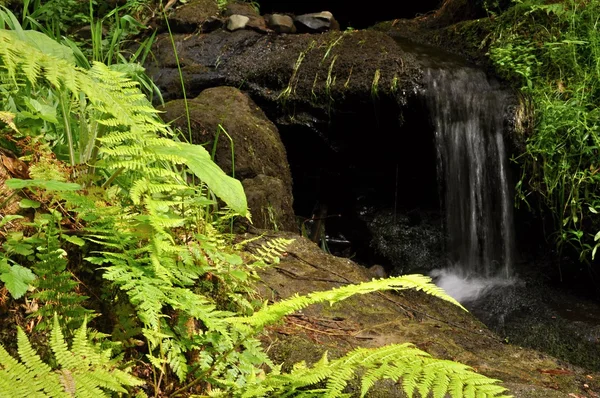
[160,87,295,231]
[253,231,600,397]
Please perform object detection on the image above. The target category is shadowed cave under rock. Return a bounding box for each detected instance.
[275,93,444,275]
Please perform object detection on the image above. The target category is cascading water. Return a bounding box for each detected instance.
[424,67,516,301]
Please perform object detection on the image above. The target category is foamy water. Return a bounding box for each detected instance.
[430,268,518,303]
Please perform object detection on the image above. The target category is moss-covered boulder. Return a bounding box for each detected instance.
[166,0,221,33]
[160,87,295,231]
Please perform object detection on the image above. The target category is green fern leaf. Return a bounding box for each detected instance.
[0,314,141,397]
[232,275,463,332]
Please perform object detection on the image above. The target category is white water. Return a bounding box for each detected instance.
[425,67,516,301]
[430,268,518,302]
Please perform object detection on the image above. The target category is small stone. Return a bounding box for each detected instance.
[246,16,270,33]
[266,14,296,34]
[227,14,250,31]
[368,264,387,279]
[294,11,339,32]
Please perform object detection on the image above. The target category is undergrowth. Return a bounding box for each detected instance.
[488,0,600,264]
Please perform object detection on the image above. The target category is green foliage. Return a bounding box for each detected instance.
[489,0,600,261]
[241,344,509,398]
[0,314,142,397]
[30,215,94,331]
[241,236,296,264]
[0,171,92,331]
[231,274,465,334]
[0,25,246,216]
[0,259,36,299]
[21,0,89,39]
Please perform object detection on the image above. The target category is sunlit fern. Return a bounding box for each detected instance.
[0,315,142,397]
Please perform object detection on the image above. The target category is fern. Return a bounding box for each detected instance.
[0,28,247,216]
[0,315,142,398]
[230,275,465,334]
[242,236,296,265]
[0,110,18,132]
[231,278,509,398]
[30,215,93,332]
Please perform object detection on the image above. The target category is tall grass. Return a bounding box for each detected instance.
[489,0,600,263]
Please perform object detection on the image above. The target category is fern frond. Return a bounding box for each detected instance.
[242,344,510,398]
[0,315,142,398]
[231,275,464,332]
[0,110,18,132]
[242,237,294,265]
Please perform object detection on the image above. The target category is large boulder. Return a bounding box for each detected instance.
[159,87,296,231]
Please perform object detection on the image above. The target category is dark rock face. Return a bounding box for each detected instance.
[365,209,444,275]
[146,27,425,241]
[147,29,421,109]
[159,87,296,231]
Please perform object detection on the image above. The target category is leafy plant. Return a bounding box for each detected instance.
[0,25,246,215]
[0,314,142,397]
[241,344,508,398]
[488,0,600,262]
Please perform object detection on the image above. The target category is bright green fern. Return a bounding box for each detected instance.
[241,344,510,398]
[222,276,508,398]
[0,315,142,398]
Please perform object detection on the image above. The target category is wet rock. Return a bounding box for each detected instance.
[227,14,249,31]
[159,87,296,231]
[266,14,296,33]
[364,209,444,275]
[167,0,221,33]
[294,11,339,33]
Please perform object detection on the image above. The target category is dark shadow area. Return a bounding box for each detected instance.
[274,94,440,270]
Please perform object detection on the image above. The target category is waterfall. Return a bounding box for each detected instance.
[425,67,514,280]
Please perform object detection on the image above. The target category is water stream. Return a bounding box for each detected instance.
[394,37,519,301]
[426,67,514,278]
